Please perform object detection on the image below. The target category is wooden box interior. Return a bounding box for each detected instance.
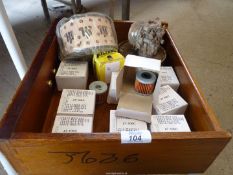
[0,20,231,175]
[3,21,222,135]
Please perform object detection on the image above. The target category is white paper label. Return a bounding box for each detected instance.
[57,61,87,77]
[151,115,191,132]
[105,61,120,83]
[109,110,147,132]
[52,115,93,133]
[57,89,95,115]
[155,85,187,114]
[121,130,152,144]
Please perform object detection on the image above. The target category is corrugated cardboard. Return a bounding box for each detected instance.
[115,55,161,123]
[56,61,88,91]
[57,89,96,117]
[52,115,93,133]
[160,66,180,91]
[153,85,188,115]
[150,115,191,132]
[109,110,148,132]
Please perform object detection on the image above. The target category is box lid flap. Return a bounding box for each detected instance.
[125,55,161,73]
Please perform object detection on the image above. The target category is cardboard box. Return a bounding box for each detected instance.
[115,55,161,123]
[57,89,96,117]
[154,85,188,115]
[52,115,93,133]
[160,66,180,91]
[109,110,148,132]
[107,71,121,104]
[151,115,191,132]
[55,61,88,91]
[93,52,124,83]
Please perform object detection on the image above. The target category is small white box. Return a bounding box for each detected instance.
[151,115,191,132]
[107,71,121,104]
[154,85,188,115]
[56,61,88,91]
[57,89,96,117]
[115,55,161,123]
[160,66,180,91]
[52,115,93,133]
[110,110,148,133]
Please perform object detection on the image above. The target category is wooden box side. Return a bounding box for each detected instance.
[163,31,223,131]
[0,131,230,174]
[14,38,58,133]
[0,20,58,139]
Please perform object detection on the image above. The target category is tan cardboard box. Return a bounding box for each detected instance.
[160,66,180,91]
[115,55,161,123]
[150,115,191,132]
[57,89,96,117]
[52,115,93,133]
[109,110,148,132]
[153,85,188,115]
[56,61,88,91]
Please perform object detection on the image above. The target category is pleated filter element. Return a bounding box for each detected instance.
[134,70,157,95]
[89,81,108,104]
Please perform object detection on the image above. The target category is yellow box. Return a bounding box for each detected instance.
[93,52,125,83]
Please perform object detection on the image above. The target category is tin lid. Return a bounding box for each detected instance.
[136,70,157,84]
[89,81,108,94]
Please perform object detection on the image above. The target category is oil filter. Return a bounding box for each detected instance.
[89,81,108,104]
[135,70,157,95]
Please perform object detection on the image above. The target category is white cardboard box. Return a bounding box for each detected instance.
[57,89,96,117]
[160,66,180,91]
[107,71,121,104]
[151,115,191,132]
[109,110,148,133]
[154,85,188,115]
[56,61,88,91]
[115,55,161,123]
[52,115,93,133]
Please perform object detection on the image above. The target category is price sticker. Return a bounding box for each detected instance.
[121,130,152,144]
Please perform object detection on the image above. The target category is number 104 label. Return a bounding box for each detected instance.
[121,130,152,144]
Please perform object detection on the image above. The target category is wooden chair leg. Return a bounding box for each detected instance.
[41,0,51,23]
[122,0,130,20]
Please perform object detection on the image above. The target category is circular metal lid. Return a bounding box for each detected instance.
[89,81,108,94]
[136,70,157,84]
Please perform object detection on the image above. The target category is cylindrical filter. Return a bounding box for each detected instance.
[89,81,108,104]
[134,70,157,95]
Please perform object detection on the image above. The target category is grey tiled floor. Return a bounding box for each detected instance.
[0,0,232,174]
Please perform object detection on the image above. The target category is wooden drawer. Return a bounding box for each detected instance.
[0,20,231,175]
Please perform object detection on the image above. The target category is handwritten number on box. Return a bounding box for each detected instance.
[48,151,139,164]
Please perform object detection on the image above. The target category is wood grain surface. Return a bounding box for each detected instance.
[0,20,231,174]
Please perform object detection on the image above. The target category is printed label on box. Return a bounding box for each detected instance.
[151,115,191,132]
[57,61,87,77]
[105,61,120,83]
[110,110,147,132]
[160,67,179,91]
[52,115,93,133]
[57,89,95,115]
[155,85,187,115]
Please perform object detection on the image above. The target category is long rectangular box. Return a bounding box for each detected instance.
[0,20,231,175]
